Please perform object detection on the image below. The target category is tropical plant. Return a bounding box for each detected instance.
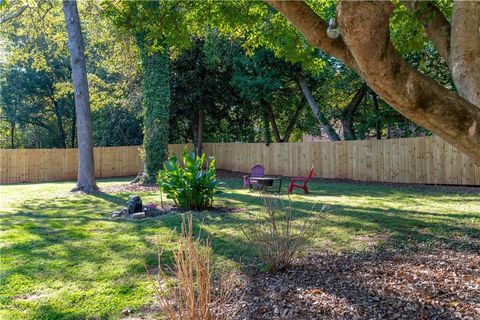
[158,147,219,210]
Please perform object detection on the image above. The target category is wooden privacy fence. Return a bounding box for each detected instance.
[0,146,142,184]
[1,137,480,185]
[203,136,480,186]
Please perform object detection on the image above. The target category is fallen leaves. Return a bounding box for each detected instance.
[232,244,480,319]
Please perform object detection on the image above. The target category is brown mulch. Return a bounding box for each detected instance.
[234,246,480,320]
[99,182,158,194]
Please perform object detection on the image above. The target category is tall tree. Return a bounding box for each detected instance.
[62,0,97,192]
[136,31,171,183]
[104,0,192,183]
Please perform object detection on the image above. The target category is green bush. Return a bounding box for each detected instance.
[157,147,220,210]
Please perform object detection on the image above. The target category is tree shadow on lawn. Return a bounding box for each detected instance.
[217,191,480,252]
[2,180,479,318]
[0,195,167,318]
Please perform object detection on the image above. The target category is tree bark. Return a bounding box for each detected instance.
[266,0,480,163]
[297,74,340,141]
[62,0,97,192]
[340,84,366,141]
[451,1,480,107]
[336,1,480,161]
[71,109,76,148]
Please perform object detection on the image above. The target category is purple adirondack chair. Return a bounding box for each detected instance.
[243,164,265,190]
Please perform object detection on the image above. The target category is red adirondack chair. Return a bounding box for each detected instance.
[243,164,265,190]
[288,166,314,194]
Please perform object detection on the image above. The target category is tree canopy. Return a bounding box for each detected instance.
[2,0,477,164]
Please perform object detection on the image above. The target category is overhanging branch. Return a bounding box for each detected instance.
[337,0,480,162]
[264,0,358,71]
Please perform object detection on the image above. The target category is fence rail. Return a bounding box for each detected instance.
[0,146,142,184]
[1,137,480,185]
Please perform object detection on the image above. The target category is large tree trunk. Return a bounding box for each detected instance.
[71,109,76,148]
[62,0,97,192]
[297,73,340,141]
[450,1,480,107]
[266,0,480,163]
[136,32,171,183]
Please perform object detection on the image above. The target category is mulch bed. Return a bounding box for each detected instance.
[99,183,158,194]
[110,204,243,219]
[234,245,480,320]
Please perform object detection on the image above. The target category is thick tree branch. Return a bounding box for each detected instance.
[264,0,357,71]
[451,1,480,107]
[402,1,451,63]
[337,0,480,162]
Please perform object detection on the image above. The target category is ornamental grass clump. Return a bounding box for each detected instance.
[157,147,220,210]
[242,194,329,273]
[148,215,239,320]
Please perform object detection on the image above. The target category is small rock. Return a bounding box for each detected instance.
[121,308,130,316]
[111,211,122,218]
[131,212,146,219]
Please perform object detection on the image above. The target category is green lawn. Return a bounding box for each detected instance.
[1,177,479,319]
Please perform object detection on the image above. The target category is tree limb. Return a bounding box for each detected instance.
[450,0,480,107]
[297,73,340,141]
[402,1,451,64]
[264,0,358,71]
[337,0,480,162]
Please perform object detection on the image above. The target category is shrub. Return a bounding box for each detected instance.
[149,214,239,320]
[158,147,219,210]
[242,194,329,273]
